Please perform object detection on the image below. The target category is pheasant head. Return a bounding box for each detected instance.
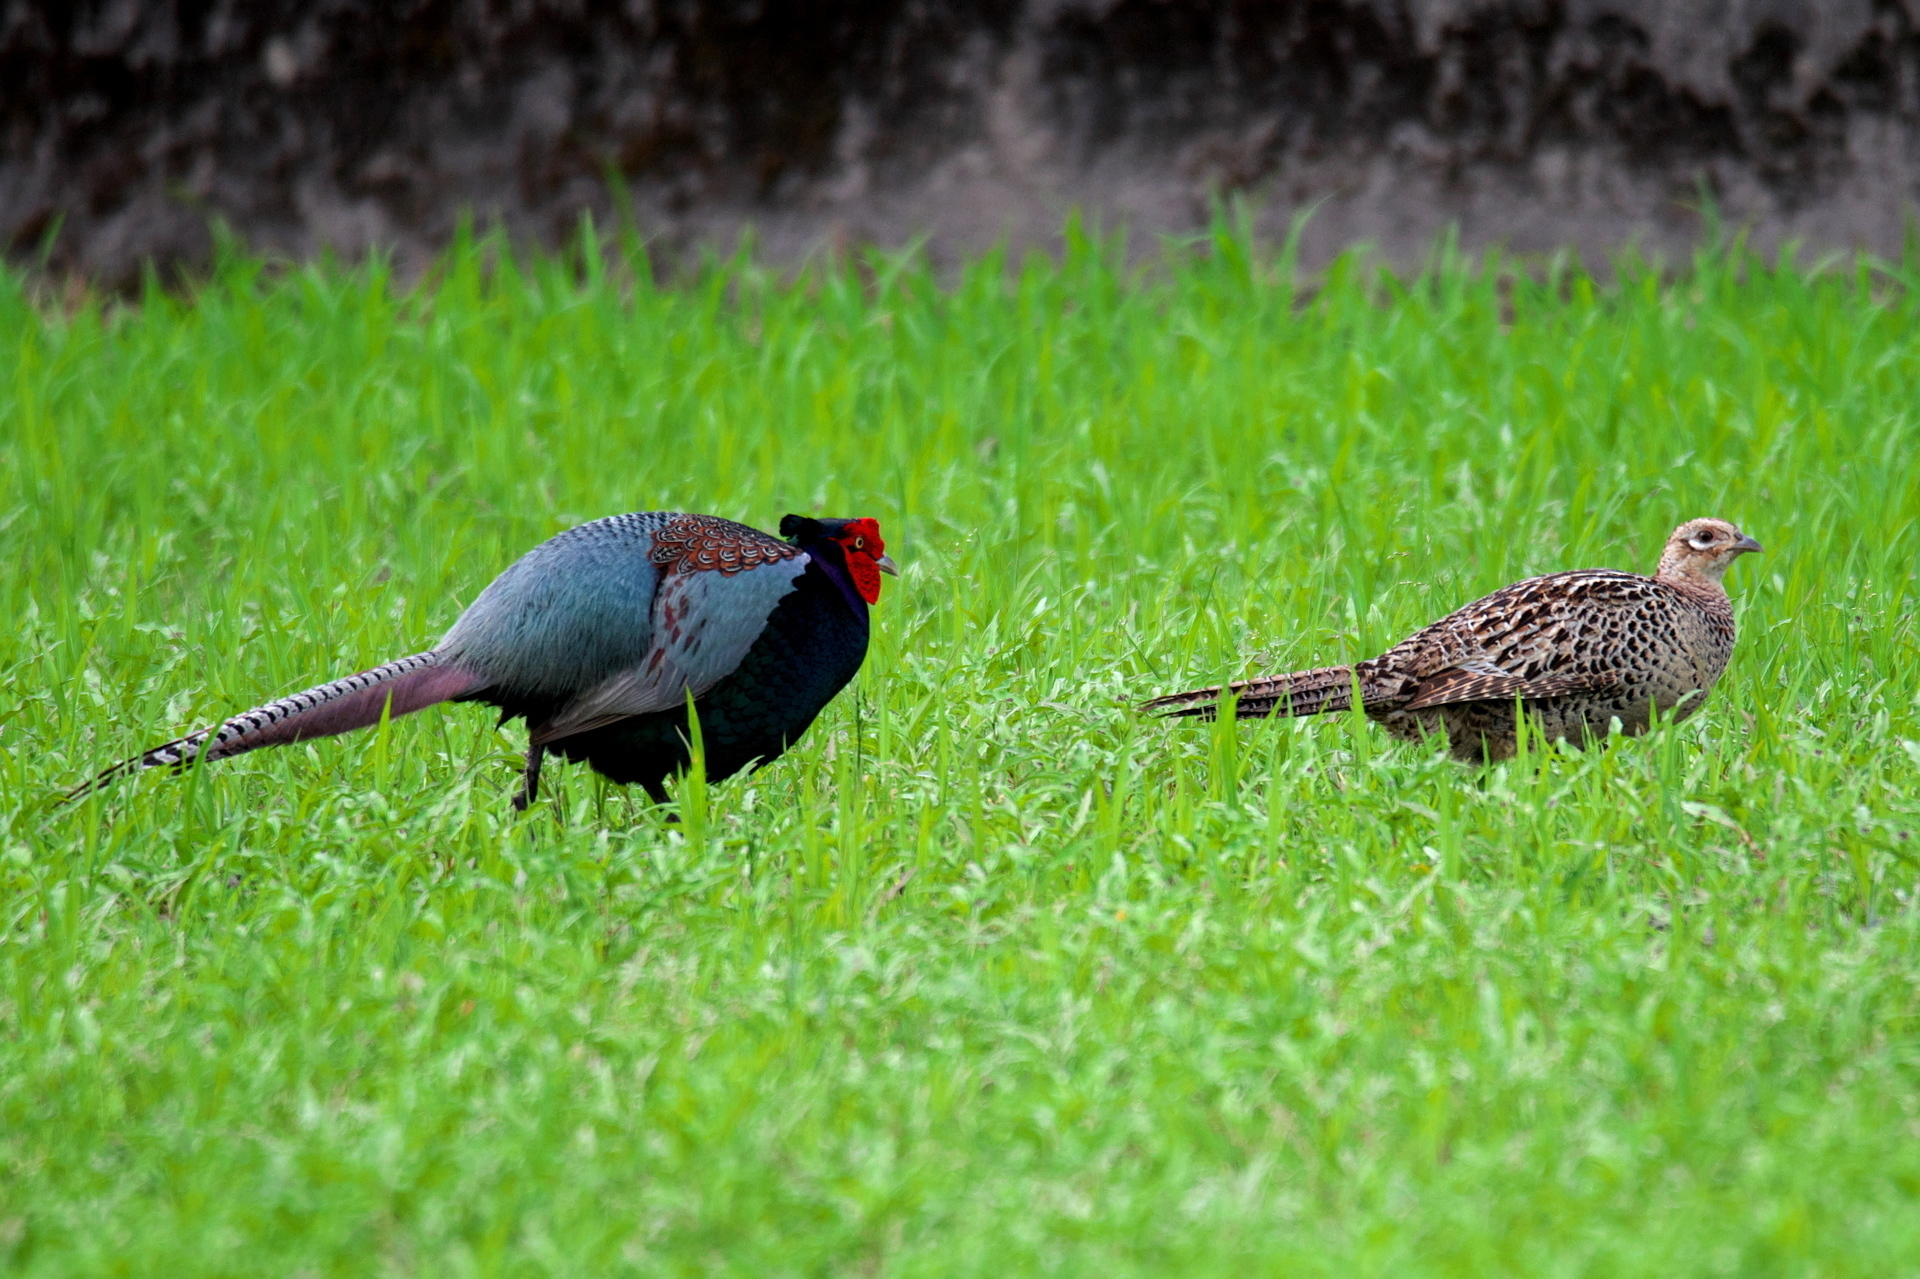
[780,515,899,604]
[1656,518,1763,586]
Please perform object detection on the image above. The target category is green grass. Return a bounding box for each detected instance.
[4,219,1920,1276]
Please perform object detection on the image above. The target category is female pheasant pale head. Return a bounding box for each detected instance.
[1656,518,1763,585]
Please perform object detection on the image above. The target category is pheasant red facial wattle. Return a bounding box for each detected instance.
[834,517,891,604]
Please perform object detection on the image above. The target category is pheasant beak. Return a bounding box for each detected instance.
[876,554,900,577]
[1732,535,1764,555]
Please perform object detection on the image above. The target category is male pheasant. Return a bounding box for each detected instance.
[1144,518,1762,761]
[74,512,897,809]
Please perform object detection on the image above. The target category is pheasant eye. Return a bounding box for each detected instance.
[854,537,866,550]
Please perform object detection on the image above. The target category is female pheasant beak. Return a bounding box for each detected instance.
[876,554,899,577]
[1732,534,1764,555]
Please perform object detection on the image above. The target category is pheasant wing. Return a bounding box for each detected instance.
[438,513,677,698]
[1401,666,1619,712]
[531,555,811,744]
[1398,571,1664,673]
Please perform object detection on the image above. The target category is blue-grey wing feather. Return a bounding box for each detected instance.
[438,512,678,696]
[533,554,810,743]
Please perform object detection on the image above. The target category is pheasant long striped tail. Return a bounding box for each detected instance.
[67,650,482,800]
[1142,665,1361,720]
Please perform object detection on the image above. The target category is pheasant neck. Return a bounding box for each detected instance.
[1658,566,1727,590]
[1655,548,1734,592]
[1655,569,1736,619]
[801,542,870,615]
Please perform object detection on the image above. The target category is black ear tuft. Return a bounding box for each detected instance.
[780,514,822,542]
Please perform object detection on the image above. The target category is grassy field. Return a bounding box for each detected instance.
[4,220,1919,1275]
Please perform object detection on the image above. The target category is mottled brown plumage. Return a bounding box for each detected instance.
[1145,518,1763,761]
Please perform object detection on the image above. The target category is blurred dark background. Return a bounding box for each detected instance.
[6,0,1918,283]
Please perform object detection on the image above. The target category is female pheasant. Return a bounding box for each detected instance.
[1144,518,1762,761]
[75,512,897,809]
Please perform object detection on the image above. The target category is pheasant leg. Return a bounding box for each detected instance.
[514,743,545,812]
